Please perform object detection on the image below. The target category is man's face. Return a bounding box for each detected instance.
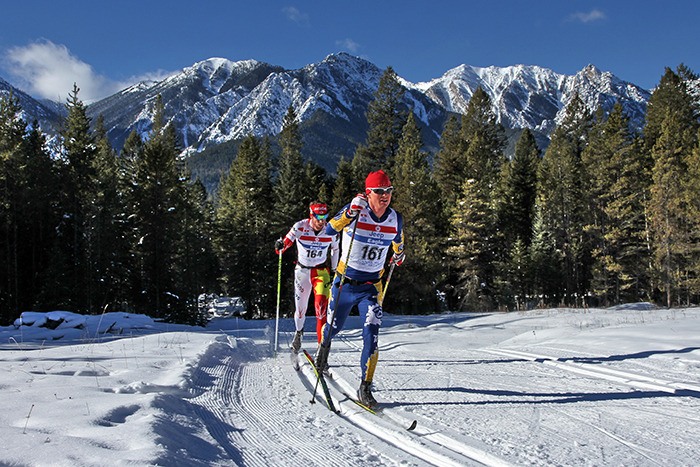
[366,187,393,211]
[310,213,328,230]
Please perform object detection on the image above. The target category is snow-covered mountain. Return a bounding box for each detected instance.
[2,53,652,185]
[82,53,651,181]
[0,76,64,133]
[85,53,448,177]
[412,63,649,135]
[85,57,286,154]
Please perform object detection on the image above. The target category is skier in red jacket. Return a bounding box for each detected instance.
[276,201,339,354]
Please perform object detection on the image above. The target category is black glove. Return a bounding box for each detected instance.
[275,238,285,253]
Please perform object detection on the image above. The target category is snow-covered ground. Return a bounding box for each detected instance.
[1,304,698,466]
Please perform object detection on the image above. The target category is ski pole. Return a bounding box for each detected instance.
[379,260,396,306]
[325,217,359,332]
[274,249,283,354]
[365,259,396,384]
[312,216,359,399]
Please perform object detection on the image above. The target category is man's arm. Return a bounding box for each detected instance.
[391,212,405,265]
[326,204,354,235]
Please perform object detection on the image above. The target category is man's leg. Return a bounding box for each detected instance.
[357,290,382,407]
[311,267,331,344]
[316,277,355,370]
[292,268,312,352]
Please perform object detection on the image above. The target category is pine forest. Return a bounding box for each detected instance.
[1,64,699,325]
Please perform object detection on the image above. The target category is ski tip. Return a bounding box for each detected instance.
[407,419,418,431]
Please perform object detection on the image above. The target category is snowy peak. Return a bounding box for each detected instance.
[177,52,386,149]
[82,54,651,179]
[0,76,64,132]
[414,62,649,134]
[85,57,286,149]
[1,53,651,183]
[177,57,276,94]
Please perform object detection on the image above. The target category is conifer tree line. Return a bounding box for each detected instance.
[1,64,698,324]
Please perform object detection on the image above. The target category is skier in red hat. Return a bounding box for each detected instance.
[316,170,405,407]
[275,201,339,357]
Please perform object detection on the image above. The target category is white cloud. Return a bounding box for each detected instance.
[336,38,360,54]
[3,40,173,103]
[568,9,606,23]
[282,6,310,25]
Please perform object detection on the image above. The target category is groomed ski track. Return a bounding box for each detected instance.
[149,308,700,466]
[175,334,509,466]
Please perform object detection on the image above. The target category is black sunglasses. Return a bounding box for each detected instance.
[369,187,394,195]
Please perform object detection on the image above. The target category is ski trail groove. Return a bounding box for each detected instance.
[553,408,664,466]
[335,331,515,465]
[299,357,513,467]
[484,348,700,395]
[189,339,349,466]
[329,367,513,467]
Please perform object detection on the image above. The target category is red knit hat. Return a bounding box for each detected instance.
[365,170,392,189]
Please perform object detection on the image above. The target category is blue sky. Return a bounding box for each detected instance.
[0,1,697,102]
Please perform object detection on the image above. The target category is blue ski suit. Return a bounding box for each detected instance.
[322,203,404,381]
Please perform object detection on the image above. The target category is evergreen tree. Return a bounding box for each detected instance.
[497,128,540,248]
[215,135,275,317]
[644,65,700,306]
[118,129,144,310]
[686,127,700,299]
[535,93,592,305]
[611,137,653,303]
[432,115,464,309]
[42,84,100,312]
[505,238,532,310]
[90,115,131,310]
[389,113,442,312]
[273,106,307,233]
[127,96,183,316]
[0,95,61,322]
[448,174,494,310]
[331,156,356,211]
[460,87,506,187]
[644,66,699,152]
[648,110,695,306]
[176,177,220,323]
[582,103,651,305]
[529,205,564,304]
[18,122,60,313]
[493,128,540,308]
[352,67,406,183]
[122,95,217,321]
[433,115,464,213]
[0,93,27,322]
[444,88,506,310]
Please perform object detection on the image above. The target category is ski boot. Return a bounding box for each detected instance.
[357,380,377,408]
[315,344,330,375]
[291,330,303,354]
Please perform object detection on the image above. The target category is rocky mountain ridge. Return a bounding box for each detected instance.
[1,53,651,183]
